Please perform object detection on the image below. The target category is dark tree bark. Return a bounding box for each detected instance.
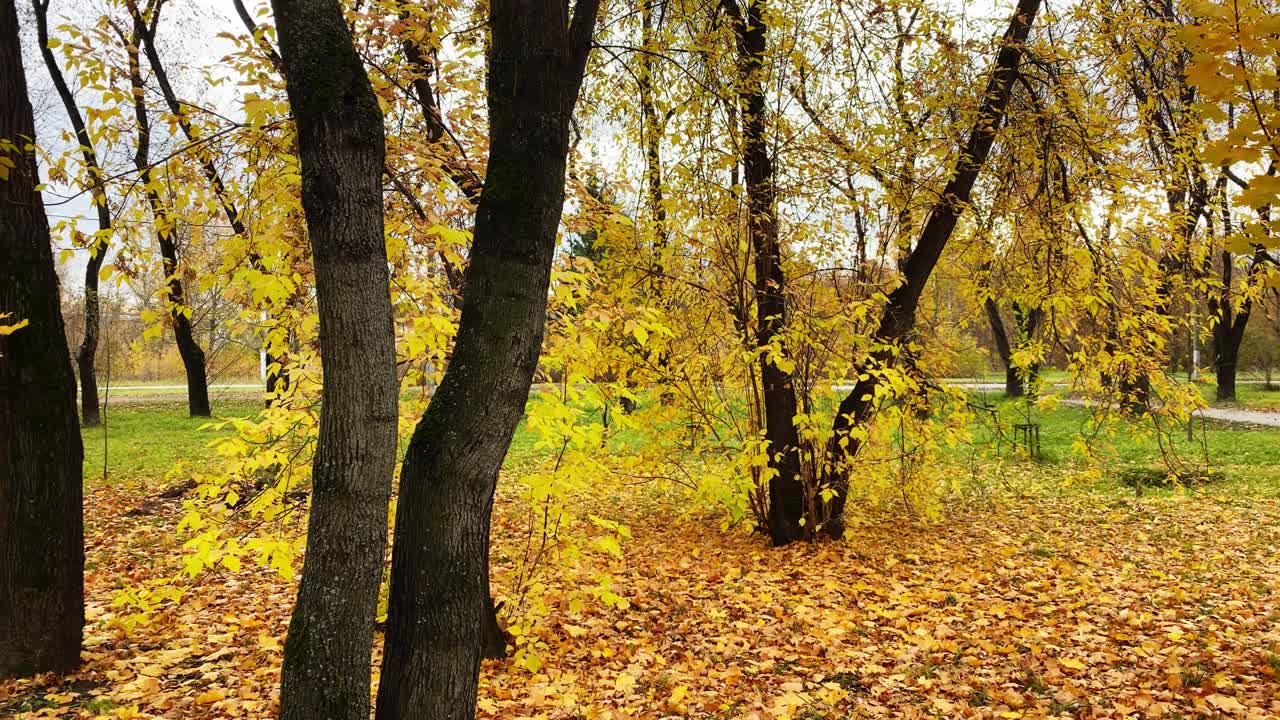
[375,1,600,718]
[1209,174,1273,403]
[722,0,807,545]
[1211,250,1269,403]
[271,1,400,719]
[231,0,506,654]
[1212,312,1245,402]
[638,0,668,258]
[0,0,85,678]
[983,297,1042,398]
[120,17,211,417]
[130,0,285,396]
[33,0,109,427]
[821,0,1041,536]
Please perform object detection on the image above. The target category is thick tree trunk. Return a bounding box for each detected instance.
[0,0,85,677]
[1211,294,1250,404]
[271,2,400,720]
[1215,347,1238,402]
[121,20,211,417]
[235,0,506,645]
[375,3,600,718]
[821,0,1040,537]
[723,0,806,545]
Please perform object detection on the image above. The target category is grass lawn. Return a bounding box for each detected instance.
[81,399,262,483]
[962,393,1280,497]
[1197,380,1280,411]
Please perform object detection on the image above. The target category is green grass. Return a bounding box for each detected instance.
[1196,381,1280,411]
[82,387,1280,500]
[82,399,260,483]
[964,393,1280,496]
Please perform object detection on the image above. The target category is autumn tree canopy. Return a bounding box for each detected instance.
[3,0,1280,716]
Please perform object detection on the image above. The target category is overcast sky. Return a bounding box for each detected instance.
[19,0,252,293]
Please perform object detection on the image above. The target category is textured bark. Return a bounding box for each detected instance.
[33,0,108,427]
[231,0,504,649]
[723,0,806,545]
[822,0,1041,537]
[122,18,210,417]
[271,1,400,719]
[0,0,85,678]
[375,2,600,718]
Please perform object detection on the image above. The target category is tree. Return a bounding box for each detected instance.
[0,0,85,678]
[270,0,399,718]
[33,0,111,427]
[821,0,1042,536]
[721,0,806,545]
[129,0,286,398]
[984,297,1043,398]
[117,7,211,417]
[375,0,601,717]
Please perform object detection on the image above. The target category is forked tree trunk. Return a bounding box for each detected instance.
[984,297,1042,398]
[234,0,509,652]
[375,2,600,718]
[821,0,1041,537]
[0,0,85,678]
[271,1,400,719]
[723,0,806,545]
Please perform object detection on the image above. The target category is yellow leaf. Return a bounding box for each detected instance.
[0,317,29,335]
[195,688,226,704]
[1060,657,1086,671]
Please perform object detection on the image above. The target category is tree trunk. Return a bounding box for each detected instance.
[983,297,1019,397]
[1212,294,1250,403]
[1009,303,1042,398]
[0,0,85,677]
[638,0,668,260]
[120,17,211,417]
[1215,344,1239,402]
[270,2,400,720]
[34,0,110,427]
[165,251,211,418]
[236,0,507,645]
[132,1,283,398]
[821,0,1041,537]
[75,287,101,427]
[375,3,600,718]
[723,0,806,545]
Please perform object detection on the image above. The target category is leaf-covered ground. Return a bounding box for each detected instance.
[4,476,1280,719]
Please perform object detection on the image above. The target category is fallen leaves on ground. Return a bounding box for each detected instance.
[4,478,1280,719]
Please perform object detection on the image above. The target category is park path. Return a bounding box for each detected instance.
[1063,399,1280,428]
[102,381,1280,426]
[831,382,1280,428]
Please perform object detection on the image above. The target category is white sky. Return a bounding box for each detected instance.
[19,0,253,292]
